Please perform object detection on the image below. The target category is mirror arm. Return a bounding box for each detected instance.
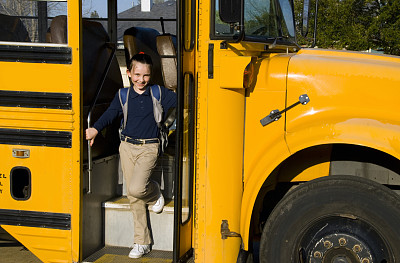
[312,0,319,47]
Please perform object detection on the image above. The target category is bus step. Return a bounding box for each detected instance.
[103,196,175,251]
[82,246,172,263]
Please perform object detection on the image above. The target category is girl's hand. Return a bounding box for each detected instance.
[85,128,98,146]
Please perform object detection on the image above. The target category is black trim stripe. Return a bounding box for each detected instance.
[0,128,72,148]
[0,209,71,230]
[0,45,72,64]
[0,90,72,109]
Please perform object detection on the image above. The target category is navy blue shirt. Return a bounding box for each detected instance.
[93,85,177,139]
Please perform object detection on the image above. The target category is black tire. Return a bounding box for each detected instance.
[259,175,400,263]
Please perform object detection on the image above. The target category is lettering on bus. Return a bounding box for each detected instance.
[0,173,5,194]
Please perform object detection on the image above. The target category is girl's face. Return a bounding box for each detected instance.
[127,62,151,93]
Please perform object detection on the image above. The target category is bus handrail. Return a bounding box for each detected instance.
[86,43,116,194]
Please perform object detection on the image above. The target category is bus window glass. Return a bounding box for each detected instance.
[82,0,106,19]
[0,0,67,44]
[244,0,279,39]
[213,0,236,37]
[117,0,176,44]
[278,0,295,38]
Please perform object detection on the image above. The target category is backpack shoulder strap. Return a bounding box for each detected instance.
[150,84,161,102]
[118,87,129,129]
[119,87,129,105]
[150,85,163,127]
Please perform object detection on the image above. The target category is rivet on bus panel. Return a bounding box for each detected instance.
[12,149,30,158]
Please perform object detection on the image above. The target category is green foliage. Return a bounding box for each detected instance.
[369,0,400,55]
[90,10,99,18]
[294,0,400,55]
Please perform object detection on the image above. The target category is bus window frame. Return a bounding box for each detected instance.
[210,0,297,45]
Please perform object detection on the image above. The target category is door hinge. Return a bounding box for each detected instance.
[221,220,241,239]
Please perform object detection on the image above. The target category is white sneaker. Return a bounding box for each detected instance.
[128,243,151,258]
[152,192,164,213]
[151,183,165,213]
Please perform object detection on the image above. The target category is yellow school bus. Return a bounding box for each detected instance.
[1,0,400,262]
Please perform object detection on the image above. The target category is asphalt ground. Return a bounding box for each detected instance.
[0,240,42,263]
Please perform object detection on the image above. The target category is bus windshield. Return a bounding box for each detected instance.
[244,0,295,41]
[214,0,295,42]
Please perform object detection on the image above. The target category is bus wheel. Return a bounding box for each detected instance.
[259,175,400,263]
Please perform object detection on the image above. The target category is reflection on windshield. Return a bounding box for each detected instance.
[244,0,295,40]
[213,0,295,41]
[278,0,295,37]
[245,0,278,38]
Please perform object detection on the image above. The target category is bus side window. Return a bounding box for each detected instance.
[0,14,31,42]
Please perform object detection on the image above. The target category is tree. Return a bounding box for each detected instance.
[90,10,99,18]
[369,0,400,55]
[294,0,400,56]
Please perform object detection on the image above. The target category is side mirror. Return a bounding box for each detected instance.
[219,0,241,24]
[302,0,310,37]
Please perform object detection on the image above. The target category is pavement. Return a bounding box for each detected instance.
[0,229,41,263]
[0,240,42,263]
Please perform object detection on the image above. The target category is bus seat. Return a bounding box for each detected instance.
[49,15,123,159]
[81,19,123,107]
[156,34,177,91]
[45,27,52,43]
[49,15,68,44]
[49,15,123,106]
[123,27,164,86]
[0,14,31,42]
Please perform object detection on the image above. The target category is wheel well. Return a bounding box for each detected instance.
[330,144,400,187]
[248,143,400,256]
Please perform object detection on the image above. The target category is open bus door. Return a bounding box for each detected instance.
[173,0,197,259]
[174,70,195,262]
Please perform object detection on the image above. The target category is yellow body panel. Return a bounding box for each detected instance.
[239,48,400,251]
[0,2,82,262]
[240,54,292,250]
[2,225,72,263]
[194,4,251,260]
[286,49,400,158]
[0,107,74,131]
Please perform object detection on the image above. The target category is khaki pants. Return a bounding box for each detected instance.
[119,141,160,245]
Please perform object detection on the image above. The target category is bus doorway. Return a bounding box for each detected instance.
[0,0,193,262]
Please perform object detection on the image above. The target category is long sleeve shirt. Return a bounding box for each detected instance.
[93,85,177,139]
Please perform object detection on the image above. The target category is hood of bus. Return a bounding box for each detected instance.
[285,48,400,156]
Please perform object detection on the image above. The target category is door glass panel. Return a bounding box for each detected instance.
[213,0,237,37]
[181,73,194,223]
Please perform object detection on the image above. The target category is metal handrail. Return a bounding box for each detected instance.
[86,43,116,194]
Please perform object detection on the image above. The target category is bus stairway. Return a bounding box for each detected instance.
[82,197,176,263]
[83,154,177,263]
[82,246,173,262]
